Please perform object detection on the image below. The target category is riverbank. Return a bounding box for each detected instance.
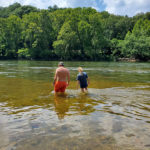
[0,58,150,62]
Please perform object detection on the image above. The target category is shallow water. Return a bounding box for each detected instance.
[0,61,150,150]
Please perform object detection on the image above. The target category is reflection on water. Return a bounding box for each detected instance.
[0,61,150,150]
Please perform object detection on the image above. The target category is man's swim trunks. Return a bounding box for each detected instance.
[54,81,67,92]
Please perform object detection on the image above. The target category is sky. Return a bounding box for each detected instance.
[0,0,150,17]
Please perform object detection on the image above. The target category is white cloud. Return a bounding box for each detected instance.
[0,0,52,8]
[0,0,150,16]
[0,0,100,9]
[103,0,150,16]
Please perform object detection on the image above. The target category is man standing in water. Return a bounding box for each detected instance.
[53,62,70,93]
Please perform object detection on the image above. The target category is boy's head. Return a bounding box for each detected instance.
[78,67,83,72]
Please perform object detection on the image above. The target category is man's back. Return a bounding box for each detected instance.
[53,62,70,93]
[56,67,69,81]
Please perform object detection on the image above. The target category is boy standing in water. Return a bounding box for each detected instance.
[77,67,89,92]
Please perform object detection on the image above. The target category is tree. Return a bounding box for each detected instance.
[53,21,79,60]
[88,13,108,60]
[0,3,39,18]
[0,18,7,57]
[48,5,60,12]
[120,19,150,61]
[0,3,21,18]
[0,15,22,58]
[0,3,150,61]
[22,11,54,59]
[13,5,39,18]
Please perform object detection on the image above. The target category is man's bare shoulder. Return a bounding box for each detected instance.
[64,67,69,71]
[64,67,69,73]
[56,68,59,72]
[56,67,69,72]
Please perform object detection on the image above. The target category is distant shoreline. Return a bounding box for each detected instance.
[117,58,139,62]
[117,58,150,62]
[0,58,149,62]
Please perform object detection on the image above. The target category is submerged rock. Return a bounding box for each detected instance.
[112,121,123,133]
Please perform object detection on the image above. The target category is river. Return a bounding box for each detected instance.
[0,61,150,150]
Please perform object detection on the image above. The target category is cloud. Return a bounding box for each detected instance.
[0,0,52,8]
[0,0,150,16]
[0,0,102,9]
[103,0,150,16]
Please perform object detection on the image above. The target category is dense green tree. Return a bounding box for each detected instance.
[0,15,22,58]
[88,13,108,60]
[12,5,39,18]
[0,3,38,18]
[120,19,150,61]
[102,15,134,40]
[0,3,21,17]
[53,21,80,60]
[22,11,54,59]
[0,3,150,61]
[0,18,7,57]
[110,38,122,59]
[78,20,91,51]
[132,19,150,36]
[48,5,63,12]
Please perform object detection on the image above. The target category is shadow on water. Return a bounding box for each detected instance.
[53,90,105,119]
[14,134,121,150]
[54,93,70,120]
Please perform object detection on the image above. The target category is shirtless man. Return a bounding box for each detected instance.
[53,62,70,93]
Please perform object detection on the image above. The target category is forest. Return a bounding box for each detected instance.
[0,3,150,61]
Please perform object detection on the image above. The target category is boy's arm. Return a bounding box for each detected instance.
[86,73,90,85]
[87,77,90,85]
[77,80,80,89]
[76,75,80,89]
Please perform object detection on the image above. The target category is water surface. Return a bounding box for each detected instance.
[0,61,150,150]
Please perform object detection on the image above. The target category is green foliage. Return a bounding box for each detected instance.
[0,15,22,58]
[48,5,65,12]
[12,5,39,18]
[22,11,54,59]
[88,14,107,60]
[120,35,150,61]
[102,15,134,40]
[110,38,122,60]
[0,3,39,18]
[132,19,150,36]
[119,19,150,61]
[0,3,150,61]
[53,21,79,60]
[18,48,30,59]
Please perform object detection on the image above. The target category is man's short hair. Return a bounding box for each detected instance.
[58,62,64,66]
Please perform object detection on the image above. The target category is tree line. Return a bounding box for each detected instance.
[0,3,150,61]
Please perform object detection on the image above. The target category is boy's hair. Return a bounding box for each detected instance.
[78,67,83,72]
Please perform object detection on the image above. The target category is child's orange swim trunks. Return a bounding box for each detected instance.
[54,81,67,92]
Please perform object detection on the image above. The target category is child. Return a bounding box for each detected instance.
[77,67,89,92]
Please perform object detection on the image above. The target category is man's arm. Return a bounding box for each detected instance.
[53,70,57,86]
[67,71,70,86]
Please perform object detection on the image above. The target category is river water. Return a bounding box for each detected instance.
[0,61,150,150]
